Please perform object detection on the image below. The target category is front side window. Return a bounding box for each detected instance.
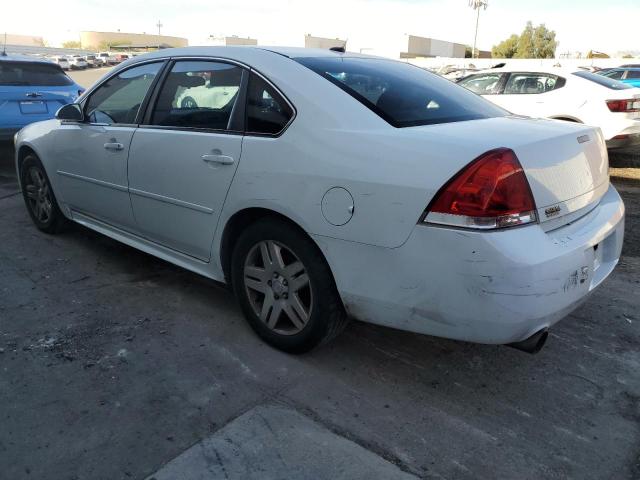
[0,61,73,86]
[295,57,506,128]
[150,60,243,130]
[626,70,640,79]
[503,73,563,94]
[85,62,162,124]
[457,73,503,95]
[246,73,294,135]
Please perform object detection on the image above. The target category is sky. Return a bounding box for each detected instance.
[1,0,639,57]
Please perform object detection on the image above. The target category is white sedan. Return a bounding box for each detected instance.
[457,67,640,152]
[14,47,624,354]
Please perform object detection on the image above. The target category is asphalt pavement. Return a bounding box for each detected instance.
[1,141,639,479]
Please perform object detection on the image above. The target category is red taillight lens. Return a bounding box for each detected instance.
[606,99,640,112]
[424,148,538,229]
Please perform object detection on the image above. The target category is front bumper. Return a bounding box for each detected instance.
[316,184,625,345]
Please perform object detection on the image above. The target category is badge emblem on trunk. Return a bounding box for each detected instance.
[545,205,561,218]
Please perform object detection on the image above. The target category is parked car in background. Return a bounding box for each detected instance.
[83,54,98,68]
[68,56,88,70]
[458,67,640,152]
[50,56,70,71]
[442,68,479,81]
[111,53,130,64]
[13,47,624,355]
[96,52,116,65]
[597,68,640,88]
[0,55,83,141]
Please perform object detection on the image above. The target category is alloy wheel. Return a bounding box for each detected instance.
[24,166,53,224]
[243,240,313,335]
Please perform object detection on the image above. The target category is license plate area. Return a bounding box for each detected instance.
[19,101,48,114]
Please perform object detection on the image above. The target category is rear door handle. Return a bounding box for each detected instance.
[104,142,124,151]
[25,92,43,98]
[201,154,234,165]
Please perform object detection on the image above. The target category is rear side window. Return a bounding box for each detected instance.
[503,73,565,94]
[627,70,640,79]
[151,60,243,130]
[0,61,73,86]
[246,73,294,135]
[295,57,506,128]
[457,73,503,95]
[602,70,624,80]
[573,71,632,90]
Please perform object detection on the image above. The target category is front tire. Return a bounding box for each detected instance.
[231,218,348,353]
[20,154,68,234]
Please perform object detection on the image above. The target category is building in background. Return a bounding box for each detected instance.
[205,36,258,46]
[304,35,346,50]
[1,33,44,47]
[401,35,466,59]
[79,31,188,51]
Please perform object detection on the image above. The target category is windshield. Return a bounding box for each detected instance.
[573,71,632,90]
[295,57,506,128]
[0,61,73,86]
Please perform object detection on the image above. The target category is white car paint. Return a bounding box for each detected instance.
[14,47,625,348]
[457,67,640,148]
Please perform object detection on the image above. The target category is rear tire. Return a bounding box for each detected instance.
[20,154,68,234]
[231,218,348,353]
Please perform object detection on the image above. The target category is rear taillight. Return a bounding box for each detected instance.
[606,99,640,112]
[423,148,538,229]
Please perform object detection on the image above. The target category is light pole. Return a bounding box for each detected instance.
[469,0,488,59]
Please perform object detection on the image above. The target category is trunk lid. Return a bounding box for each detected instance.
[405,116,609,228]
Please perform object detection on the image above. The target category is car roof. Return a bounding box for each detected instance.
[124,45,374,62]
[609,67,640,71]
[0,54,55,64]
[472,66,581,76]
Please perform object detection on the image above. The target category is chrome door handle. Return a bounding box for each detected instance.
[25,92,43,98]
[201,154,234,165]
[104,142,124,151]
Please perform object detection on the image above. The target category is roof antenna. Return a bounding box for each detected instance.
[1,32,7,56]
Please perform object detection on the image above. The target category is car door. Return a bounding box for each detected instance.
[490,72,565,118]
[54,61,164,230]
[127,60,245,261]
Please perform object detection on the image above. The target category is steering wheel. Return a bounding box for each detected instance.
[181,96,198,108]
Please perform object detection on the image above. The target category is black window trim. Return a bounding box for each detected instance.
[502,71,566,95]
[78,59,170,128]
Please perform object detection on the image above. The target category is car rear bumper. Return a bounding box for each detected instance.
[316,184,625,345]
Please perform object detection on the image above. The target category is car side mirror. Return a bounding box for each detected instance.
[56,103,84,122]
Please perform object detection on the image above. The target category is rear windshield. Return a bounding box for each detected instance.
[294,57,506,127]
[572,71,632,90]
[0,61,73,86]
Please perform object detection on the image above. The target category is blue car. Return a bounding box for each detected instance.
[0,54,83,141]
[597,67,640,88]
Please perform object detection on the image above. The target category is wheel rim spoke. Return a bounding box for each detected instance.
[267,240,286,270]
[25,185,37,199]
[290,273,310,293]
[245,276,267,294]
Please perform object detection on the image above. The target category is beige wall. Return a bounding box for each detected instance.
[80,31,188,50]
[405,35,466,58]
[304,35,346,50]
[4,34,44,47]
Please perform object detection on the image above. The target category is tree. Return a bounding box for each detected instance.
[62,40,81,49]
[492,22,558,59]
[492,34,519,58]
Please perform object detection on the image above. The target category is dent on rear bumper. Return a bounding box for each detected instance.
[315,185,625,345]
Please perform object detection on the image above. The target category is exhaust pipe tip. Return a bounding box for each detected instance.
[507,329,548,354]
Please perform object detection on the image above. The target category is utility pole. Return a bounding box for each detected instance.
[469,0,488,59]
[156,20,163,50]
